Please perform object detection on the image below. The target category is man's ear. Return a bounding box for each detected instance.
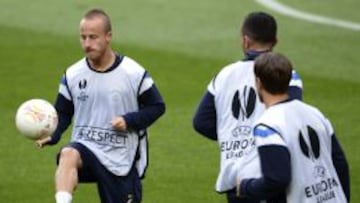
[255,77,262,92]
[255,77,265,103]
[106,31,112,43]
[242,35,251,50]
[270,37,278,49]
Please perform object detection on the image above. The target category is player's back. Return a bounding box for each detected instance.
[258,100,347,203]
[200,58,303,193]
[212,60,265,125]
[209,60,265,192]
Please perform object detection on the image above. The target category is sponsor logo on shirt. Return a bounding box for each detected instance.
[221,86,257,160]
[299,126,341,202]
[75,126,127,147]
[304,176,339,203]
[221,126,255,159]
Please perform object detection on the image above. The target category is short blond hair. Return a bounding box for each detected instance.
[83,8,112,32]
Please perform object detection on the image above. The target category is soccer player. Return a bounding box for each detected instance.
[236,52,349,202]
[36,9,166,203]
[192,12,303,202]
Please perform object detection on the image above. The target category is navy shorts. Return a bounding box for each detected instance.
[57,142,142,203]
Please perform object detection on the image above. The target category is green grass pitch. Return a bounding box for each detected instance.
[0,0,359,202]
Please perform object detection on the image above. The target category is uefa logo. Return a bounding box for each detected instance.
[77,79,89,102]
[231,86,256,121]
[299,125,320,161]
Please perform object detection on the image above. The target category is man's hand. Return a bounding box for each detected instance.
[35,136,51,148]
[111,116,127,131]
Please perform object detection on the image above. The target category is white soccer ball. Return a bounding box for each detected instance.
[15,99,58,140]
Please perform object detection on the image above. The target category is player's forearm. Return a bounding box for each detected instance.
[123,103,165,131]
[123,85,165,131]
[331,135,350,201]
[192,92,217,140]
[48,94,74,145]
[48,113,72,145]
[240,145,291,199]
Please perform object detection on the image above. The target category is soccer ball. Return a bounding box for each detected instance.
[15,99,58,140]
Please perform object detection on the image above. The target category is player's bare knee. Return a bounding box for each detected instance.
[59,147,81,166]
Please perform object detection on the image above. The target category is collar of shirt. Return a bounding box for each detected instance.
[243,50,270,61]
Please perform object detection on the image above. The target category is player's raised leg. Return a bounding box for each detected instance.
[55,147,82,203]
